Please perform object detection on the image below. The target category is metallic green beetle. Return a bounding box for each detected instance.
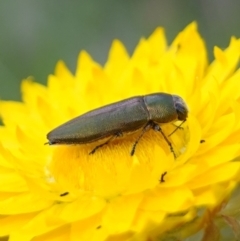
[46,92,188,157]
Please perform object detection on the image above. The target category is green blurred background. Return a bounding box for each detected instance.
[0,0,240,101]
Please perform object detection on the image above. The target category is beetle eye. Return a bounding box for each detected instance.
[176,104,188,121]
[172,95,188,121]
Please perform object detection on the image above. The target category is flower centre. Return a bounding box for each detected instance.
[48,123,189,199]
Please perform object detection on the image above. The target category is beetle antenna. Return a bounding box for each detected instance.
[168,120,186,137]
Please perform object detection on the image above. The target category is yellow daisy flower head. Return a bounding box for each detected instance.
[1,22,240,240]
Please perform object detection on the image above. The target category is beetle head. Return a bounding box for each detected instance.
[172,95,188,121]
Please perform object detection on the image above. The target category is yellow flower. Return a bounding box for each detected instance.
[1,22,240,241]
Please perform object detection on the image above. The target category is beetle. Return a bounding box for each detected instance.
[46,92,188,157]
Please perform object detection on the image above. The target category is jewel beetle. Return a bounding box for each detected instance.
[46,92,188,157]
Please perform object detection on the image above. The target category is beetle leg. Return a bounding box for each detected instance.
[168,120,186,137]
[171,123,184,130]
[89,132,122,155]
[130,122,153,156]
[152,123,176,158]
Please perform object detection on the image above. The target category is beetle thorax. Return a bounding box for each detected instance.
[143,93,178,123]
